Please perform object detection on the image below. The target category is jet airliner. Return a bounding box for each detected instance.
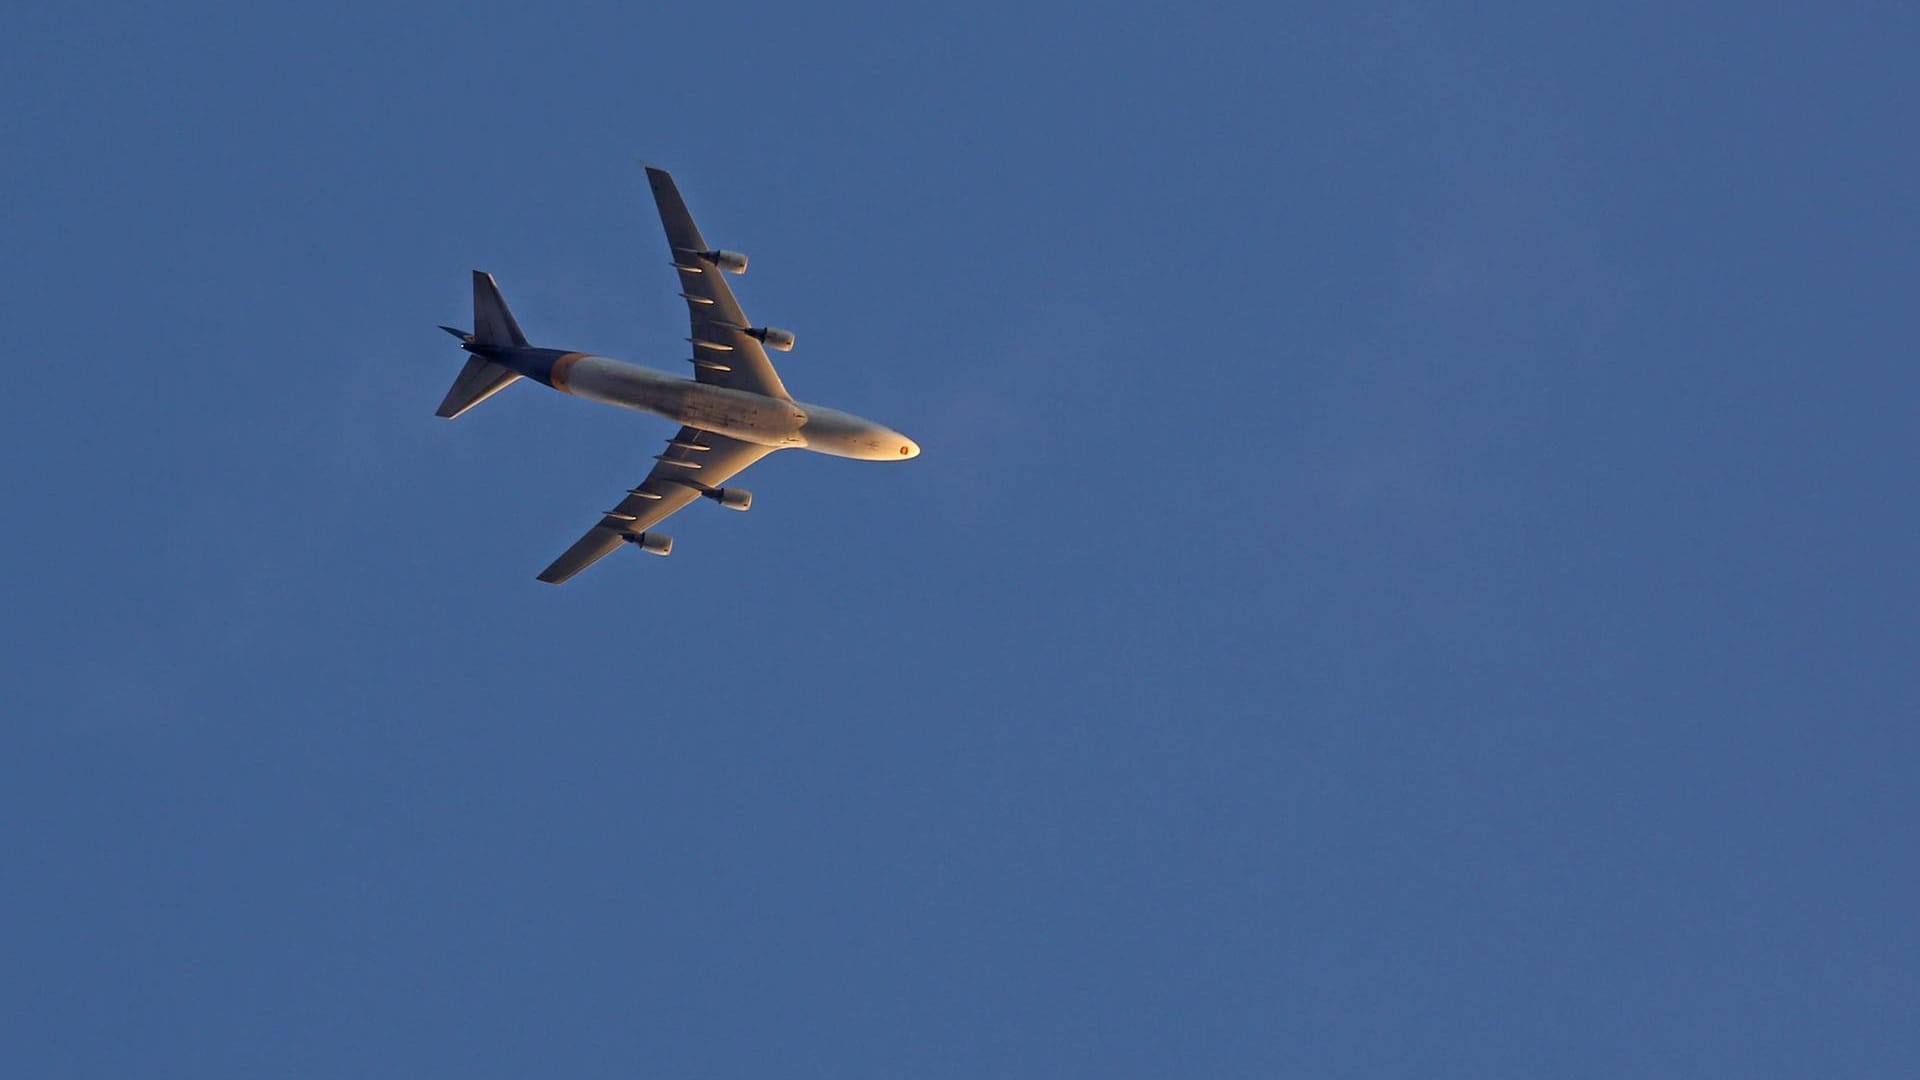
[434,166,920,584]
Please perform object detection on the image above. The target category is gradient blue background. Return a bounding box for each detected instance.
[4,3,1916,1075]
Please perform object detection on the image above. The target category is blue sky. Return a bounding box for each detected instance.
[3,3,1916,1076]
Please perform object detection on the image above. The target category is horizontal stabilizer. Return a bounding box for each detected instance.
[435,355,521,419]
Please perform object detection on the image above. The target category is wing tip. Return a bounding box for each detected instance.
[536,559,581,584]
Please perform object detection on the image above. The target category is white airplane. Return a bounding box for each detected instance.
[434,166,920,584]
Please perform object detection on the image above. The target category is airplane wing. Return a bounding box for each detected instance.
[644,166,792,402]
[536,426,777,584]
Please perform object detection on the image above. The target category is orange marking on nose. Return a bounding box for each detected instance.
[551,352,585,394]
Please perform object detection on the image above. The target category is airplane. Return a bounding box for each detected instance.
[434,166,921,584]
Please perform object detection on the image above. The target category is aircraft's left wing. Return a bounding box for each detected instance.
[644,166,793,402]
[537,426,776,584]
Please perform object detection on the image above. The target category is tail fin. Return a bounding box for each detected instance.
[471,270,527,347]
[433,271,527,418]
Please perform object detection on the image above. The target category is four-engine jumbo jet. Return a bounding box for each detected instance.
[434,166,920,584]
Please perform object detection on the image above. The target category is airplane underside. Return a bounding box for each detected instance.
[433,166,918,583]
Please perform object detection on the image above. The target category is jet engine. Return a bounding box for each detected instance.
[746,326,795,351]
[623,532,673,556]
[705,487,752,511]
[702,249,749,274]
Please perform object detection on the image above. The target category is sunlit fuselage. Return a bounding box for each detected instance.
[476,346,920,461]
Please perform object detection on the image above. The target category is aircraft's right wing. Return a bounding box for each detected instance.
[644,166,793,402]
[536,426,776,584]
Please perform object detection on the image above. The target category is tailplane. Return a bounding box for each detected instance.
[434,271,527,419]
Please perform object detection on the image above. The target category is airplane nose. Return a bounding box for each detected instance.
[898,436,920,459]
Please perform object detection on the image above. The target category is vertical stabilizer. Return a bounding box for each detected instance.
[472,270,528,347]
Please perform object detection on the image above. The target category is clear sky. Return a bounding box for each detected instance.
[3,3,1916,1076]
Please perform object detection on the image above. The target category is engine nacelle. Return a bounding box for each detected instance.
[623,531,673,556]
[746,326,795,351]
[702,249,748,274]
[705,487,752,511]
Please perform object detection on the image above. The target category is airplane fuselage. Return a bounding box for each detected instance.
[476,345,920,461]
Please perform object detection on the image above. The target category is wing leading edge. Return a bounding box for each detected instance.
[536,427,776,584]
